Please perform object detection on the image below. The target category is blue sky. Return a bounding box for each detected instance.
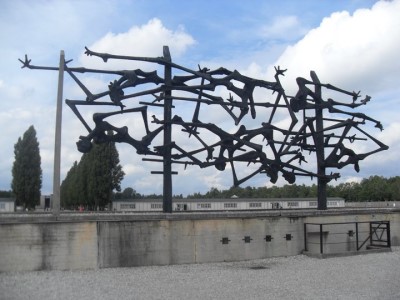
[0,0,399,196]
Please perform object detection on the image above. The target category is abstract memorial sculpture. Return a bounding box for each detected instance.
[19,46,388,211]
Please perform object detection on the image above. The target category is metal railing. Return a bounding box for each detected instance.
[304,221,391,254]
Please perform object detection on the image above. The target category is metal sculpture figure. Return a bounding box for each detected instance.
[19,46,388,211]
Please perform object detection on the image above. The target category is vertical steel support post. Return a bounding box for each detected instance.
[311,71,327,210]
[163,46,173,213]
[52,50,64,216]
[355,222,359,251]
[320,224,324,254]
[387,221,391,248]
[304,223,308,252]
[369,222,373,246]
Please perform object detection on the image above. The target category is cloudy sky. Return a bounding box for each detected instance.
[0,0,399,197]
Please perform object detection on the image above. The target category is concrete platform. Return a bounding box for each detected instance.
[303,247,392,259]
[1,247,399,300]
[0,208,399,271]
[0,207,399,224]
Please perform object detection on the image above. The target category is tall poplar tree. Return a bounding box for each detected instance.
[60,161,78,208]
[60,133,124,210]
[12,125,42,209]
[86,140,125,209]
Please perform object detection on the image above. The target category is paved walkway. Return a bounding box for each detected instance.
[1,247,399,300]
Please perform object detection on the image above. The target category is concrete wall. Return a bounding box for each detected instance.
[0,209,399,272]
[0,222,97,272]
[98,216,304,268]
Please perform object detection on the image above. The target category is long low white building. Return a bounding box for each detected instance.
[0,198,15,212]
[112,197,345,212]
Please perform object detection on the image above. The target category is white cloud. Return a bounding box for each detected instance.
[261,15,308,41]
[79,18,196,70]
[367,121,400,167]
[270,0,400,95]
[123,163,146,176]
[2,1,398,196]
[235,0,400,186]
[378,121,400,146]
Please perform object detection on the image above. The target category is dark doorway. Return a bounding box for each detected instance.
[45,196,50,210]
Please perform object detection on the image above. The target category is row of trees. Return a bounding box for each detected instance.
[184,176,400,202]
[60,136,125,210]
[8,126,399,210]
[9,125,125,211]
[335,176,400,202]
[116,176,399,202]
[113,187,183,200]
[0,190,12,198]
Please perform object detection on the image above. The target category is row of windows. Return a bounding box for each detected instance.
[224,203,238,208]
[197,203,241,209]
[151,203,163,209]
[120,204,136,209]
[117,200,340,210]
[271,203,281,209]
[120,203,163,210]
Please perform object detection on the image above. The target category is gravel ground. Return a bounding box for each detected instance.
[1,247,399,300]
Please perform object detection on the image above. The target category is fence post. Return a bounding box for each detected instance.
[355,222,359,251]
[387,221,391,248]
[320,224,323,254]
[304,223,308,252]
[369,222,373,246]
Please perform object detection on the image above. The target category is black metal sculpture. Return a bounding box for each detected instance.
[19,46,388,211]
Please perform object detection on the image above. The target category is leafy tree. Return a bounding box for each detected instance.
[11,125,42,209]
[185,176,399,202]
[187,192,204,199]
[61,134,125,210]
[87,141,124,209]
[335,182,360,202]
[61,161,79,208]
[114,187,141,199]
[359,176,390,201]
[205,187,221,198]
[387,176,400,201]
[0,190,12,197]
[143,193,163,199]
[122,187,135,199]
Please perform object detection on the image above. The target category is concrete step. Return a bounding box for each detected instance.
[303,247,392,259]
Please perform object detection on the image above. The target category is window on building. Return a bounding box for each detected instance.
[197,203,211,209]
[0,203,5,209]
[120,203,136,210]
[249,202,262,208]
[151,203,163,209]
[328,201,338,207]
[309,201,317,207]
[176,204,188,211]
[224,203,237,208]
[271,203,281,209]
[287,202,299,207]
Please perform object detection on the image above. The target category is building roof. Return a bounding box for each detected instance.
[0,198,15,203]
[113,197,344,203]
